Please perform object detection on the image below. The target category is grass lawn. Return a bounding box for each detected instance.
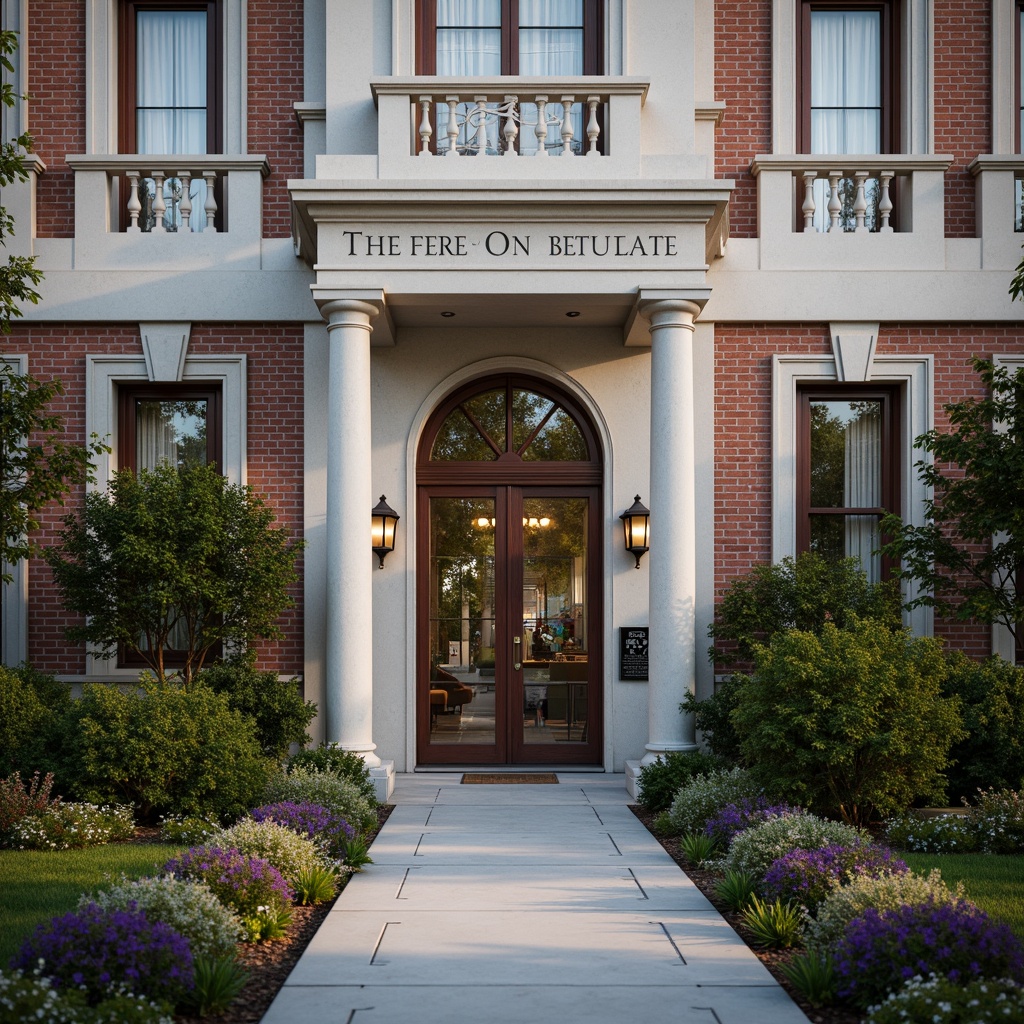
[0,844,184,968]
[902,852,1024,940]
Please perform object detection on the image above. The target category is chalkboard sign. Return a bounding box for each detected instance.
[619,626,649,681]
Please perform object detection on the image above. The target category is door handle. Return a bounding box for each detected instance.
[512,635,522,671]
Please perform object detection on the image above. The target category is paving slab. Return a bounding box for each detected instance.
[262,774,809,1024]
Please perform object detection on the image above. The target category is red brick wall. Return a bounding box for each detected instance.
[715,0,772,239]
[248,1,304,239]
[714,323,1024,660]
[27,2,85,239]
[934,0,990,239]
[4,323,305,677]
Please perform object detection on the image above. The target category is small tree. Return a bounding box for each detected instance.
[879,358,1024,653]
[732,617,965,826]
[46,462,304,683]
[0,367,107,579]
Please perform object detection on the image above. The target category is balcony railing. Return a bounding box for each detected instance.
[65,154,270,236]
[970,156,1024,270]
[749,154,953,270]
[369,77,650,179]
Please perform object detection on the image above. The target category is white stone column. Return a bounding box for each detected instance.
[642,297,701,762]
[321,298,381,767]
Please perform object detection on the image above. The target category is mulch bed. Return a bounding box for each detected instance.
[140,804,394,1024]
[630,807,860,1024]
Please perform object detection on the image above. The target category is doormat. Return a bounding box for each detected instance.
[461,773,559,784]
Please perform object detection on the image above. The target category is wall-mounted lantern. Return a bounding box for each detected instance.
[619,495,650,569]
[372,495,400,569]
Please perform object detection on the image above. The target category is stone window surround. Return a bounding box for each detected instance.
[993,353,1024,661]
[771,327,933,638]
[83,337,246,679]
[85,0,246,155]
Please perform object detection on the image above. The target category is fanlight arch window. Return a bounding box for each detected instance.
[419,376,601,481]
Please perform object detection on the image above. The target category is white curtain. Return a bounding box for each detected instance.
[137,10,208,230]
[843,404,882,581]
[810,10,881,230]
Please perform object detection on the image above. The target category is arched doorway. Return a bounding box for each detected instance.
[416,374,603,765]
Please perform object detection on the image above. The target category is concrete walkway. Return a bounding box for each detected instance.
[262,774,810,1024]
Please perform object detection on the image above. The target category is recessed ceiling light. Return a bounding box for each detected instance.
[441,311,456,318]
[565,311,581,318]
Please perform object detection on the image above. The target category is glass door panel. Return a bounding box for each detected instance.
[518,496,590,749]
[427,497,498,749]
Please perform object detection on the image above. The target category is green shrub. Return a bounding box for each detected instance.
[733,618,965,826]
[966,787,1024,854]
[263,765,377,834]
[0,666,71,778]
[680,675,744,763]
[864,974,1024,1024]
[739,894,804,948]
[666,767,762,836]
[82,874,244,960]
[883,812,979,853]
[721,812,864,882]
[293,864,341,906]
[708,552,901,669]
[678,832,720,866]
[943,654,1024,802]
[214,818,329,887]
[780,950,836,1008]
[287,744,377,805]
[181,956,248,1017]
[197,658,316,760]
[9,802,134,850]
[635,750,725,812]
[158,813,222,846]
[714,869,758,911]
[806,868,964,954]
[66,677,273,822]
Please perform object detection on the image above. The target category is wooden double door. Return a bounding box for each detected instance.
[415,375,604,766]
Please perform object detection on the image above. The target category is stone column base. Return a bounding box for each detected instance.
[624,759,643,801]
[369,760,395,803]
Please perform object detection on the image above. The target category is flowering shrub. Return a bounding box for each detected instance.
[0,967,175,1024]
[250,801,355,859]
[703,797,799,848]
[721,813,865,881]
[158,813,222,846]
[9,802,134,850]
[834,898,1024,1008]
[263,766,377,834]
[966,787,1024,854]
[865,974,1024,1024]
[761,841,907,914]
[882,811,979,853]
[666,768,764,836]
[12,903,194,1008]
[214,818,329,886]
[163,846,292,933]
[81,874,244,960]
[0,770,59,843]
[806,868,965,954]
[287,744,377,805]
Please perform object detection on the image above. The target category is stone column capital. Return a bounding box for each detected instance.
[319,297,382,329]
[638,297,703,328]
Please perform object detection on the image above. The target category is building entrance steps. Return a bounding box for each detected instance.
[261,774,810,1024]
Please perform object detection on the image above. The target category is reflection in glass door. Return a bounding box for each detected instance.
[426,496,499,753]
[518,496,590,750]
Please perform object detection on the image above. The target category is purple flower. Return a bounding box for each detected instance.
[164,845,292,915]
[12,903,193,1007]
[834,898,1024,1008]
[704,798,799,847]
[763,841,907,913]
[250,800,355,857]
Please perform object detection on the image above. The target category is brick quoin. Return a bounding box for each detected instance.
[714,323,1024,661]
[27,2,86,239]
[3,323,305,678]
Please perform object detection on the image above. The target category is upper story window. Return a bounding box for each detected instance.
[119,2,221,230]
[800,2,896,155]
[118,383,221,474]
[417,0,602,75]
